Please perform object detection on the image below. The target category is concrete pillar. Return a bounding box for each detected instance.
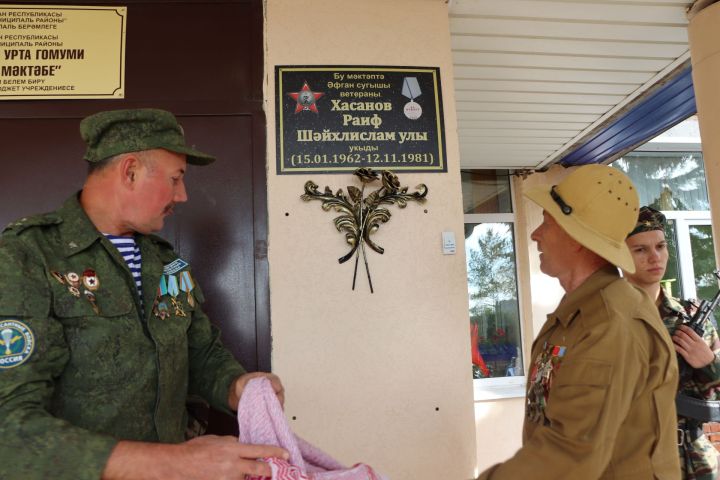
[689,2,720,265]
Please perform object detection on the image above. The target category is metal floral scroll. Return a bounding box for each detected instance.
[301,168,428,293]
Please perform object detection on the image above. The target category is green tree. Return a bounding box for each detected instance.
[467,224,517,336]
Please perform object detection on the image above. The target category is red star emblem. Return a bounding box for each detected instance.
[288,82,324,113]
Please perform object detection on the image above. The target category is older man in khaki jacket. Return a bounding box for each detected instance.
[477,164,680,479]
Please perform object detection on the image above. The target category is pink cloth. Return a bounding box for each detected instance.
[238,377,386,480]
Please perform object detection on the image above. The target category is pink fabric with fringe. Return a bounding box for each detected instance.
[238,377,386,480]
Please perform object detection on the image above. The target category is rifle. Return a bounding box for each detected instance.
[678,270,720,383]
[675,269,720,422]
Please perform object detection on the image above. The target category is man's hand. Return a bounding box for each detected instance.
[178,436,287,478]
[228,372,285,411]
[102,437,289,479]
[673,325,715,368]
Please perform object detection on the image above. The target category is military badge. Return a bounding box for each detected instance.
[159,275,168,296]
[65,272,80,287]
[179,271,196,308]
[527,342,567,425]
[82,268,100,291]
[159,259,196,314]
[163,258,189,275]
[84,290,100,315]
[50,270,66,285]
[0,319,35,369]
[156,301,170,320]
[166,274,179,297]
[170,298,186,317]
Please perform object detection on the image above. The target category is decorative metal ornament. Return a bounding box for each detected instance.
[301,167,428,293]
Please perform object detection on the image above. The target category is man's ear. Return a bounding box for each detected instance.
[118,154,140,188]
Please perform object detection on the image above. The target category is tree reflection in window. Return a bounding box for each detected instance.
[466,222,523,379]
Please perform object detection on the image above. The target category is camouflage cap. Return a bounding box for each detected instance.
[627,206,666,238]
[79,108,216,165]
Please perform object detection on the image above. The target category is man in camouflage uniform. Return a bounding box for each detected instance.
[625,206,720,480]
[0,109,287,479]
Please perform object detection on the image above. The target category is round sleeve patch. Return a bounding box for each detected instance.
[0,320,35,369]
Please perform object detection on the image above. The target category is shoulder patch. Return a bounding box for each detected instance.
[2,213,61,235]
[0,319,35,369]
[163,258,189,275]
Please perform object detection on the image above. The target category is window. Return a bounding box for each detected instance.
[612,121,718,321]
[462,170,525,400]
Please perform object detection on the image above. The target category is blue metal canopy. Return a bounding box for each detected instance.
[559,66,697,166]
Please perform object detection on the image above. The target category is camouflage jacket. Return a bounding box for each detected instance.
[0,193,246,479]
[659,293,720,401]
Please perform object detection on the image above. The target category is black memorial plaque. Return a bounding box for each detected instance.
[276,66,447,174]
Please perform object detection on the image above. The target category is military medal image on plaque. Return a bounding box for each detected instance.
[401,76,423,120]
[301,167,427,293]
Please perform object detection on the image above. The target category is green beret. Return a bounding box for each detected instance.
[627,206,666,238]
[80,108,215,165]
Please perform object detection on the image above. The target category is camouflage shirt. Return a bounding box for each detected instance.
[659,293,720,400]
[0,193,246,479]
[659,292,720,479]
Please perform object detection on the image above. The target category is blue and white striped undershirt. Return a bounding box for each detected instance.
[104,234,143,303]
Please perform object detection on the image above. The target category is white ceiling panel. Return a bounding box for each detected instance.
[454,51,672,72]
[450,18,688,43]
[454,65,655,84]
[450,0,687,23]
[451,36,687,60]
[459,120,588,130]
[457,111,601,123]
[450,0,693,170]
[458,102,611,114]
[459,138,567,146]
[455,90,624,106]
[454,79,637,95]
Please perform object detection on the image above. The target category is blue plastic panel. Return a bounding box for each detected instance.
[559,66,697,166]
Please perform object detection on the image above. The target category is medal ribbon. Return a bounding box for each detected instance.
[179,271,195,293]
[159,275,169,296]
[167,274,179,297]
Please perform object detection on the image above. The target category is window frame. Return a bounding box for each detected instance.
[664,211,713,300]
[463,175,527,401]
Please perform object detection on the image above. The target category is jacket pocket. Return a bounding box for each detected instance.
[548,360,613,440]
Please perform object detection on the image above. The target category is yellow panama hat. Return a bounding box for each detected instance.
[524,164,639,273]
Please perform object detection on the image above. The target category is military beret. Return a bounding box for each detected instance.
[627,206,666,238]
[79,108,216,165]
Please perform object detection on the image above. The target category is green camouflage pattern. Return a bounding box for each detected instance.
[627,206,667,238]
[80,108,216,165]
[0,193,245,479]
[660,293,720,480]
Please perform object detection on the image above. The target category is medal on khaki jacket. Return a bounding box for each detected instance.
[527,342,567,425]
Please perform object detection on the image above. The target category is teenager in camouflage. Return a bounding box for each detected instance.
[624,206,720,480]
[0,108,288,479]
